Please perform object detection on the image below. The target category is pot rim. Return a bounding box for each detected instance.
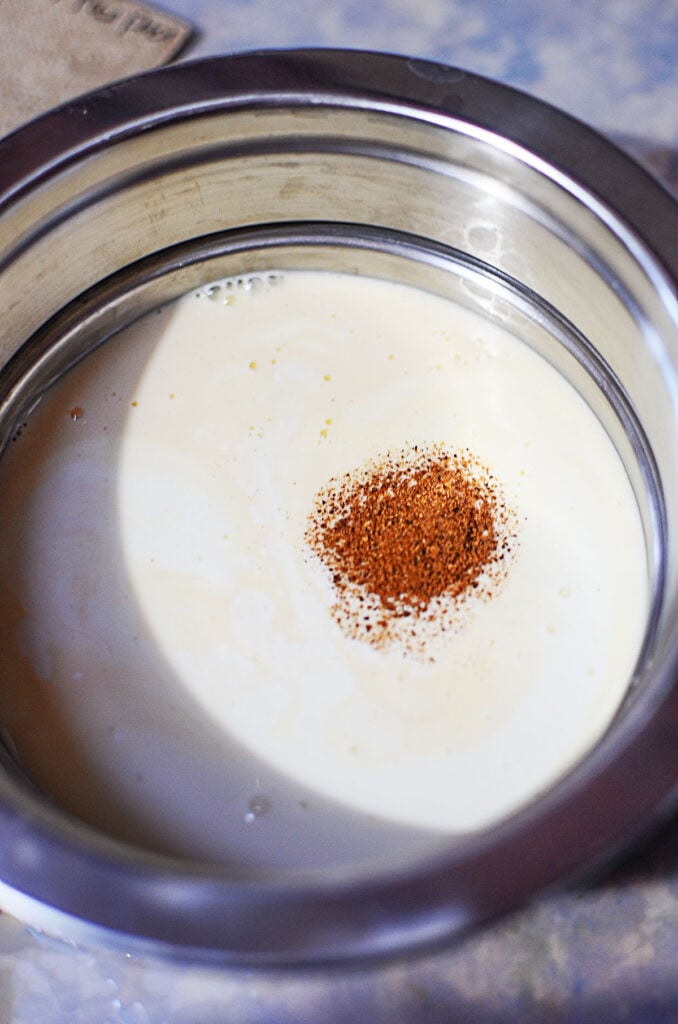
[0,48,677,966]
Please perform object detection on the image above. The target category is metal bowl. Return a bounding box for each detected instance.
[0,49,677,966]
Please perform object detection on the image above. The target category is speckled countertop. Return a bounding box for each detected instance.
[0,1,677,1021]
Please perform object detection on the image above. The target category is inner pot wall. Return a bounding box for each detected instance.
[0,50,676,965]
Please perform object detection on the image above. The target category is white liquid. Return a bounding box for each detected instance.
[0,271,648,869]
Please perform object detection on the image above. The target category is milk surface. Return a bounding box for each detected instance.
[0,271,648,869]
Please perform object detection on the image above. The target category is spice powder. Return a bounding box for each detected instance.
[306,443,517,655]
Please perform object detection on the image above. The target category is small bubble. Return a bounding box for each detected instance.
[244,794,270,823]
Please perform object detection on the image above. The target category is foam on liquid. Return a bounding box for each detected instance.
[0,271,648,869]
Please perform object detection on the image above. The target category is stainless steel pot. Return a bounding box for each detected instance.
[0,49,677,966]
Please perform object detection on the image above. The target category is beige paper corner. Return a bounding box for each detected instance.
[0,0,195,137]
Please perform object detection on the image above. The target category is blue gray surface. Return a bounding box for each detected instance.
[183,0,678,195]
[0,1,677,1020]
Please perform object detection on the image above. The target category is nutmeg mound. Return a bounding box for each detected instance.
[305,444,517,654]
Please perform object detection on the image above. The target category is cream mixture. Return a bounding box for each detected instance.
[0,270,648,869]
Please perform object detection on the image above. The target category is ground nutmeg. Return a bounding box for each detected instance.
[306,443,517,655]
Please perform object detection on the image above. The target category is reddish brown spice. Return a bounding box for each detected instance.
[68,406,84,422]
[306,443,517,654]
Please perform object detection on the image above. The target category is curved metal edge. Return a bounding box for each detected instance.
[0,675,674,968]
[1,48,677,279]
[0,51,676,965]
[0,224,675,966]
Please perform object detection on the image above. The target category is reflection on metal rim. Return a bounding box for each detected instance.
[0,50,676,965]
